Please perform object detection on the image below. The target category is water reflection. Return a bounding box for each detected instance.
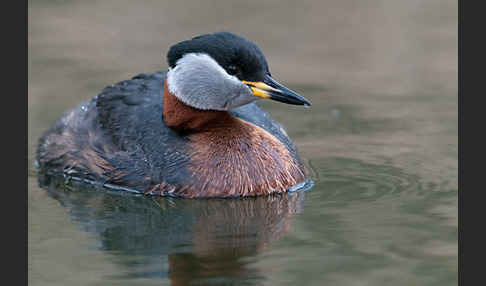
[39,175,307,284]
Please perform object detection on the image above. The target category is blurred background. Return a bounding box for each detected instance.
[29,0,457,285]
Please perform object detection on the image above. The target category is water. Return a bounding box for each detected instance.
[28,0,457,285]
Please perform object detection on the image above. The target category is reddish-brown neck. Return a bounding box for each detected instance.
[157,77,306,197]
[163,79,233,131]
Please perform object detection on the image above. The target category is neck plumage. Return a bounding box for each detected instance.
[158,76,305,197]
[163,79,233,132]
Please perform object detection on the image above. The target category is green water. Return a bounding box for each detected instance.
[28,0,457,285]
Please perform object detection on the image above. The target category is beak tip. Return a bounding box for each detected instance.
[299,97,312,107]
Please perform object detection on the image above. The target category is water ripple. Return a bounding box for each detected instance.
[311,157,422,203]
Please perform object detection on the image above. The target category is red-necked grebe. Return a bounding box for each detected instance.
[37,32,312,198]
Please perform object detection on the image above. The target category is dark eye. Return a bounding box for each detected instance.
[227,65,239,76]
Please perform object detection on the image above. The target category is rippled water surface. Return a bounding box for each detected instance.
[28,1,457,285]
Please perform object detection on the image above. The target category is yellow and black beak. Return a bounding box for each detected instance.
[243,75,311,106]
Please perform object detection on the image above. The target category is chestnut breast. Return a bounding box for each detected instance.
[158,80,305,198]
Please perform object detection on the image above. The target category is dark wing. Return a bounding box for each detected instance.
[95,72,191,190]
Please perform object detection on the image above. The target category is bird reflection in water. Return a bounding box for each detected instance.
[39,175,309,284]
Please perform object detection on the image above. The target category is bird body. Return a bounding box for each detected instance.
[37,32,311,198]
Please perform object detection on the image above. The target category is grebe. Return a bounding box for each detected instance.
[37,32,312,198]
